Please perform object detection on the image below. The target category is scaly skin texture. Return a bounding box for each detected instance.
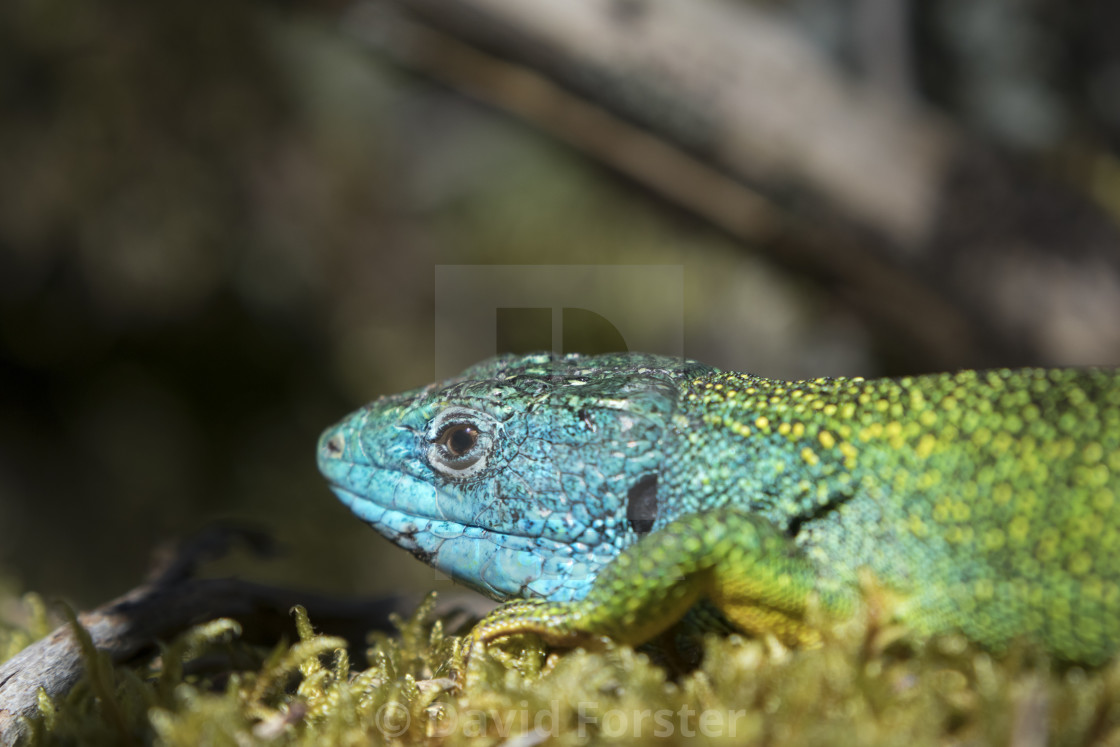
[317,353,1120,665]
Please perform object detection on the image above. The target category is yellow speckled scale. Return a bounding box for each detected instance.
[671,366,1120,663]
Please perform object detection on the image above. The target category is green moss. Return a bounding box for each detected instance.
[1,592,51,663]
[4,591,1120,745]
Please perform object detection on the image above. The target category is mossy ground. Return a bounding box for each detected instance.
[3,591,1120,746]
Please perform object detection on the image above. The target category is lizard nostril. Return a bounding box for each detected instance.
[325,433,345,457]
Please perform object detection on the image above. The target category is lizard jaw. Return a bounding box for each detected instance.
[326,480,605,602]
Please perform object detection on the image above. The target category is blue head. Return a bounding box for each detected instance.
[317,352,708,602]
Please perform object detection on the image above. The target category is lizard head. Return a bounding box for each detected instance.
[317,352,709,602]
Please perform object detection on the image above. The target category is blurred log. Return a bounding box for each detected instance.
[342,0,1120,370]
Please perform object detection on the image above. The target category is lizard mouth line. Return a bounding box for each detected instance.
[327,479,610,604]
[325,479,557,544]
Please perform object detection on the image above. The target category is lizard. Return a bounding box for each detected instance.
[316,352,1120,668]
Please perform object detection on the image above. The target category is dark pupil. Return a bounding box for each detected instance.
[442,424,478,457]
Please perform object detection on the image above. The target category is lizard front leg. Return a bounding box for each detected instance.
[462,506,857,671]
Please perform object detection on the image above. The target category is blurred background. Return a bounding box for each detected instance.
[1,0,1119,610]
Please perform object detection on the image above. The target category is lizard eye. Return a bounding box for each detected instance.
[426,408,496,478]
[436,423,479,458]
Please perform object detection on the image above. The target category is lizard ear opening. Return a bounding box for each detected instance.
[627,474,659,534]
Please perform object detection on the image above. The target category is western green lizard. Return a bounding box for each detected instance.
[317,353,1120,665]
